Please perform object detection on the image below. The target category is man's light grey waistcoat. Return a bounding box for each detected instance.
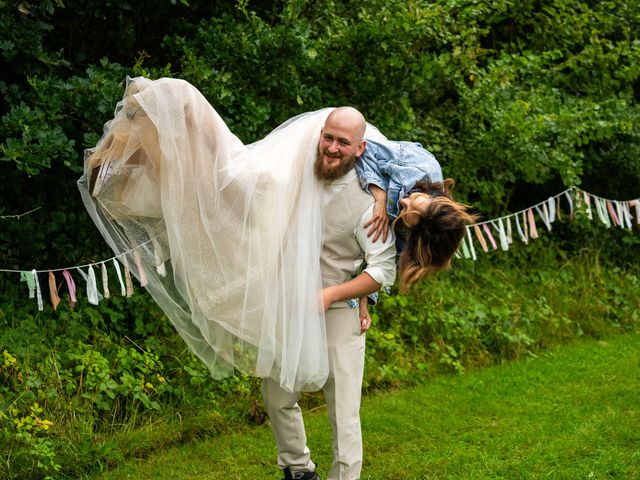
[320,175,373,308]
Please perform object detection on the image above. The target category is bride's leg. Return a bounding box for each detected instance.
[88,98,158,197]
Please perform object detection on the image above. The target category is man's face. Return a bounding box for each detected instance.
[315,114,365,181]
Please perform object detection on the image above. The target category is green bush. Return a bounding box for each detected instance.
[367,238,640,390]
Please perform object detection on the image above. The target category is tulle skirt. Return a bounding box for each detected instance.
[78,77,331,392]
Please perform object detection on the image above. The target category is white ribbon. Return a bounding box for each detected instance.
[565,191,574,216]
[594,197,609,226]
[112,258,126,296]
[101,262,110,299]
[583,191,593,220]
[32,269,43,311]
[600,198,611,227]
[77,265,102,306]
[622,202,633,229]
[515,212,527,244]
[615,201,630,230]
[632,200,640,225]
[548,197,556,223]
[498,218,509,251]
[535,205,552,232]
[466,226,477,260]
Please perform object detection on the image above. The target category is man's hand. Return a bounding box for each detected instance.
[363,184,390,243]
[358,297,372,334]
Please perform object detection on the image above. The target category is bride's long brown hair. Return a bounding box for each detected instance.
[393,179,478,292]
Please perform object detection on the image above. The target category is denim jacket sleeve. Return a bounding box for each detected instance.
[355,142,389,193]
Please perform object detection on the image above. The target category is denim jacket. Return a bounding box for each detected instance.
[355,139,443,219]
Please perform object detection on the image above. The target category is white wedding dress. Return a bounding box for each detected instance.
[78,77,332,392]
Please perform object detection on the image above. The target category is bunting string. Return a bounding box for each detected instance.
[1,186,638,309]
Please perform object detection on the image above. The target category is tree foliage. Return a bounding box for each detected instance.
[1,0,639,268]
[1,0,638,402]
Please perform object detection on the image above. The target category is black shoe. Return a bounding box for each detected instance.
[282,466,321,480]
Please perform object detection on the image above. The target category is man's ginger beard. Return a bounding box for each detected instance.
[314,149,358,181]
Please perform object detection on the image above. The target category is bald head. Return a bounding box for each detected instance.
[315,106,367,181]
[324,106,367,143]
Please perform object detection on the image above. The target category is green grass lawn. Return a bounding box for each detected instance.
[95,334,640,479]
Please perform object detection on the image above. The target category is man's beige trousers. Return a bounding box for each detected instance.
[263,306,366,480]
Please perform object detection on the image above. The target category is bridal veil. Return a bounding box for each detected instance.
[78,77,331,392]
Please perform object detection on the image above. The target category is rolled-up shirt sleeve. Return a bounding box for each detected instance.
[355,204,397,290]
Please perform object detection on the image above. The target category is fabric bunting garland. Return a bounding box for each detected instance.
[1,186,638,310]
[463,186,639,259]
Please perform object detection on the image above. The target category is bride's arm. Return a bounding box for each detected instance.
[363,184,390,243]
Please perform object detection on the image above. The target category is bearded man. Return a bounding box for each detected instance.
[262,107,397,480]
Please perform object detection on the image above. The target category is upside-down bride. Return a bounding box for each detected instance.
[79,77,332,392]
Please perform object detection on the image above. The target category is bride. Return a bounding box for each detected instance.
[79,77,332,392]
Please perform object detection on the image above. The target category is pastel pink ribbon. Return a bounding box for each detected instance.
[482,224,498,250]
[62,269,77,307]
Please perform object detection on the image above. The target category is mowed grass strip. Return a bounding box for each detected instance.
[96,333,640,479]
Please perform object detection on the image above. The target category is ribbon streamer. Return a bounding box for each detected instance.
[32,269,43,311]
[62,269,77,307]
[515,213,527,244]
[548,197,556,224]
[48,271,61,310]
[460,236,471,259]
[527,209,539,239]
[615,201,629,230]
[594,198,611,228]
[583,191,593,220]
[101,262,110,299]
[466,227,477,260]
[77,265,103,306]
[482,223,498,250]
[113,258,126,296]
[535,204,552,232]
[122,256,134,297]
[20,271,36,298]
[621,202,633,230]
[498,219,509,251]
[631,200,640,225]
[132,250,148,287]
[606,200,619,227]
[474,225,489,253]
[565,191,574,217]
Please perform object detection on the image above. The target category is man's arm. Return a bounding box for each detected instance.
[322,272,381,312]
